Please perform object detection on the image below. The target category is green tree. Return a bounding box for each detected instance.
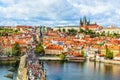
[101,31,105,36]
[81,50,85,57]
[58,27,61,32]
[6,51,10,57]
[67,28,77,36]
[62,28,66,33]
[86,29,94,35]
[106,49,113,59]
[60,53,66,60]
[107,31,110,37]
[113,33,119,38]
[12,42,21,56]
[95,32,100,37]
[79,29,85,33]
[34,43,45,56]
[0,44,3,54]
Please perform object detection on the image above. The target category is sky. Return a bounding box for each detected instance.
[0,0,120,27]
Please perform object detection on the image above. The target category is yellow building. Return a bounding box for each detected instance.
[45,44,64,55]
[97,28,120,34]
[53,26,79,32]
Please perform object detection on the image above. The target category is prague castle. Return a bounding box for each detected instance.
[54,16,103,32]
[80,16,103,31]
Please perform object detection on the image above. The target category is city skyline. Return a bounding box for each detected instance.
[0,0,120,27]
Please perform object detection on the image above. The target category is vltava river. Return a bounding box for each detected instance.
[43,61,120,80]
[0,61,18,80]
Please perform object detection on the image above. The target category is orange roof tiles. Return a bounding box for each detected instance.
[16,40,27,45]
[65,52,83,57]
[65,41,74,44]
[47,33,60,37]
[86,25,102,29]
[115,53,120,57]
[53,37,67,42]
[98,54,105,57]
[45,44,63,50]
[16,25,32,28]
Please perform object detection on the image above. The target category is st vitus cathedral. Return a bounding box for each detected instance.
[80,16,102,31]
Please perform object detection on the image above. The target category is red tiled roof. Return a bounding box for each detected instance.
[53,38,67,42]
[115,53,120,57]
[86,25,102,29]
[65,52,83,57]
[45,44,63,50]
[16,25,32,28]
[16,40,27,45]
[47,33,60,37]
[98,54,105,57]
[65,41,74,44]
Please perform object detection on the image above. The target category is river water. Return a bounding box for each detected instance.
[43,61,120,80]
[0,61,18,80]
[1,60,120,80]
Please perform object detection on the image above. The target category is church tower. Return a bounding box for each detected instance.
[79,16,90,30]
[83,16,87,26]
[79,18,83,30]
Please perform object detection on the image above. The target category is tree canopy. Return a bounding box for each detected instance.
[34,43,45,56]
[60,53,66,60]
[0,44,2,54]
[67,28,77,36]
[81,50,85,57]
[106,49,113,59]
[62,28,66,33]
[12,42,21,56]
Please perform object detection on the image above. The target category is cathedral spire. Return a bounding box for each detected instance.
[87,19,90,25]
[83,16,87,26]
[80,18,83,26]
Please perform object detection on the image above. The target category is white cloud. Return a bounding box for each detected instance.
[67,0,113,16]
[0,0,15,4]
[0,0,59,25]
[0,0,120,27]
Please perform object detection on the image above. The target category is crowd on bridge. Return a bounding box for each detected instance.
[27,48,46,80]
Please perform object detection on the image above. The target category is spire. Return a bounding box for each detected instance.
[83,16,87,23]
[80,18,83,26]
[87,19,90,25]
[40,27,43,38]
[83,16,87,26]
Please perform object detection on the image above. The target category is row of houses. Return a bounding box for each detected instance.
[43,30,120,59]
[0,26,41,56]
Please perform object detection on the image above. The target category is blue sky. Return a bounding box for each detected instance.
[0,0,120,27]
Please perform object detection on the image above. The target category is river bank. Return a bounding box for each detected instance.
[89,57,120,65]
[39,56,86,62]
[0,56,19,61]
[0,61,16,66]
[101,60,120,65]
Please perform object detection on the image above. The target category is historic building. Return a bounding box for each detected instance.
[80,16,103,31]
[53,26,79,32]
[45,44,64,55]
[97,25,120,34]
[54,16,103,32]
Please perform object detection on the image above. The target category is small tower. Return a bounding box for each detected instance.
[79,18,83,30]
[40,26,43,42]
[83,16,87,26]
